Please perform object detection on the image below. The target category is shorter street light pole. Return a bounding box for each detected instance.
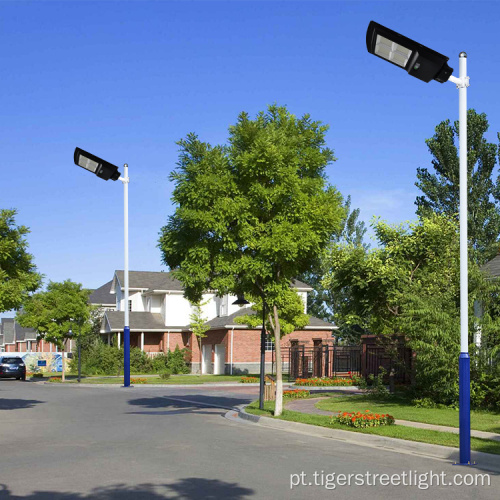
[366,21,471,465]
[74,148,131,388]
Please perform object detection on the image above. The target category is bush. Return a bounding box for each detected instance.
[151,353,170,373]
[166,346,190,374]
[71,342,123,376]
[130,347,153,374]
[31,373,45,378]
[159,369,172,380]
[70,340,190,377]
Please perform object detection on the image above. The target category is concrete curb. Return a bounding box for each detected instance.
[231,406,500,474]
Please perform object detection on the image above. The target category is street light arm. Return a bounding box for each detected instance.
[448,74,470,88]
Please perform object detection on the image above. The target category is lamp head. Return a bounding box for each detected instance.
[366,21,453,83]
[74,148,121,181]
[232,295,250,306]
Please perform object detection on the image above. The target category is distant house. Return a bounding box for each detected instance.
[0,318,41,353]
[99,270,337,374]
[88,280,116,311]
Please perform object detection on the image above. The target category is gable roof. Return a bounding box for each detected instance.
[481,254,500,278]
[206,308,337,331]
[112,271,184,293]
[1,319,16,344]
[111,270,313,293]
[101,311,187,333]
[0,319,37,344]
[89,280,115,306]
[15,322,37,342]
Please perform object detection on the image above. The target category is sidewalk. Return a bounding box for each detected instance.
[286,397,500,442]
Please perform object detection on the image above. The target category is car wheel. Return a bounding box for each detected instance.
[16,377,21,380]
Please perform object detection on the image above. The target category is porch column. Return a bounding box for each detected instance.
[117,332,121,349]
[140,332,144,351]
[162,332,168,353]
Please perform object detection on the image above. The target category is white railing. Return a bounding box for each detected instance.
[146,352,164,358]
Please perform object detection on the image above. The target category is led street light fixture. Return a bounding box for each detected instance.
[366,21,453,83]
[74,147,121,181]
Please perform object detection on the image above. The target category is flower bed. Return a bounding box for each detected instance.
[48,377,62,383]
[333,410,395,428]
[240,376,258,383]
[294,377,355,387]
[283,389,310,399]
[131,378,148,384]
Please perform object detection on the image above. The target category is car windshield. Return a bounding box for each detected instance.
[1,358,23,364]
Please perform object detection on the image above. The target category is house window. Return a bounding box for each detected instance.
[128,300,132,312]
[265,337,275,351]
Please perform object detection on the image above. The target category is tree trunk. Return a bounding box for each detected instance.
[273,305,283,416]
[61,345,65,382]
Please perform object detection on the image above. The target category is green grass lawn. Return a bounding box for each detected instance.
[314,394,500,434]
[45,374,260,384]
[245,400,500,456]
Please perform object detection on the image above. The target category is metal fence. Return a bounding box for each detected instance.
[282,345,361,380]
[282,343,412,383]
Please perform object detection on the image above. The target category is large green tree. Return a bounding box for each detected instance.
[415,109,500,263]
[322,213,500,405]
[298,195,368,338]
[0,209,42,312]
[17,280,92,381]
[159,105,345,415]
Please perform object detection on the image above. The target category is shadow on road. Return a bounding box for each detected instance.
[0,399,45,410]
[128,394,252,412]
[0,479,254,499]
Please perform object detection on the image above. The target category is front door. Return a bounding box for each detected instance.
[214,344,225,375]
[201,344,212,374]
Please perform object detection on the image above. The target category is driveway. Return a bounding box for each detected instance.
[0,380,498,499]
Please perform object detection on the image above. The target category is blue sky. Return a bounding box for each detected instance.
[2,0,500,317]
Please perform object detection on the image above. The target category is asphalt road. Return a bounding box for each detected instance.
[0,380,498,499]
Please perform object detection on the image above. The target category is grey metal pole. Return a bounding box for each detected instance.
[259,300,266,410]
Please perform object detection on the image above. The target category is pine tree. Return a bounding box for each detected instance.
[415,109,500,263]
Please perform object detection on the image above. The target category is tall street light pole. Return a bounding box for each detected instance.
[366,22,471,465]
[73,148,131,388]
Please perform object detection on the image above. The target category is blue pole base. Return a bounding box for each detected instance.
[458,352,471,465]
[123,326,131,388]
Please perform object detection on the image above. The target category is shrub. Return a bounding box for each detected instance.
[130,347,153,374]
[283,389,310,399]
[240,376,258,383]
[31,373,45,379]
[151,353,170,373]
[334,410,395,428]
[166,346,190,374]
[159,369,172,380]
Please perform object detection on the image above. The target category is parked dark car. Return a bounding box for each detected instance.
[0,357,26,380]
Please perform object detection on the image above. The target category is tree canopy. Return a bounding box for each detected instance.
[16,280,92,347]
[159,104,345,414]
[0,209,42,312]
[415,109,500,263]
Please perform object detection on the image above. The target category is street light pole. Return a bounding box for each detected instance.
[450,53,471,465]
[73,148,130,388]
[120,164,130,388]
[366,22,472,465]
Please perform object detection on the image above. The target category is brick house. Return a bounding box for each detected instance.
[99,270,337,374]
[0,317,68,354]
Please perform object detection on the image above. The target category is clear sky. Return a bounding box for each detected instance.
[2,0,500,318]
